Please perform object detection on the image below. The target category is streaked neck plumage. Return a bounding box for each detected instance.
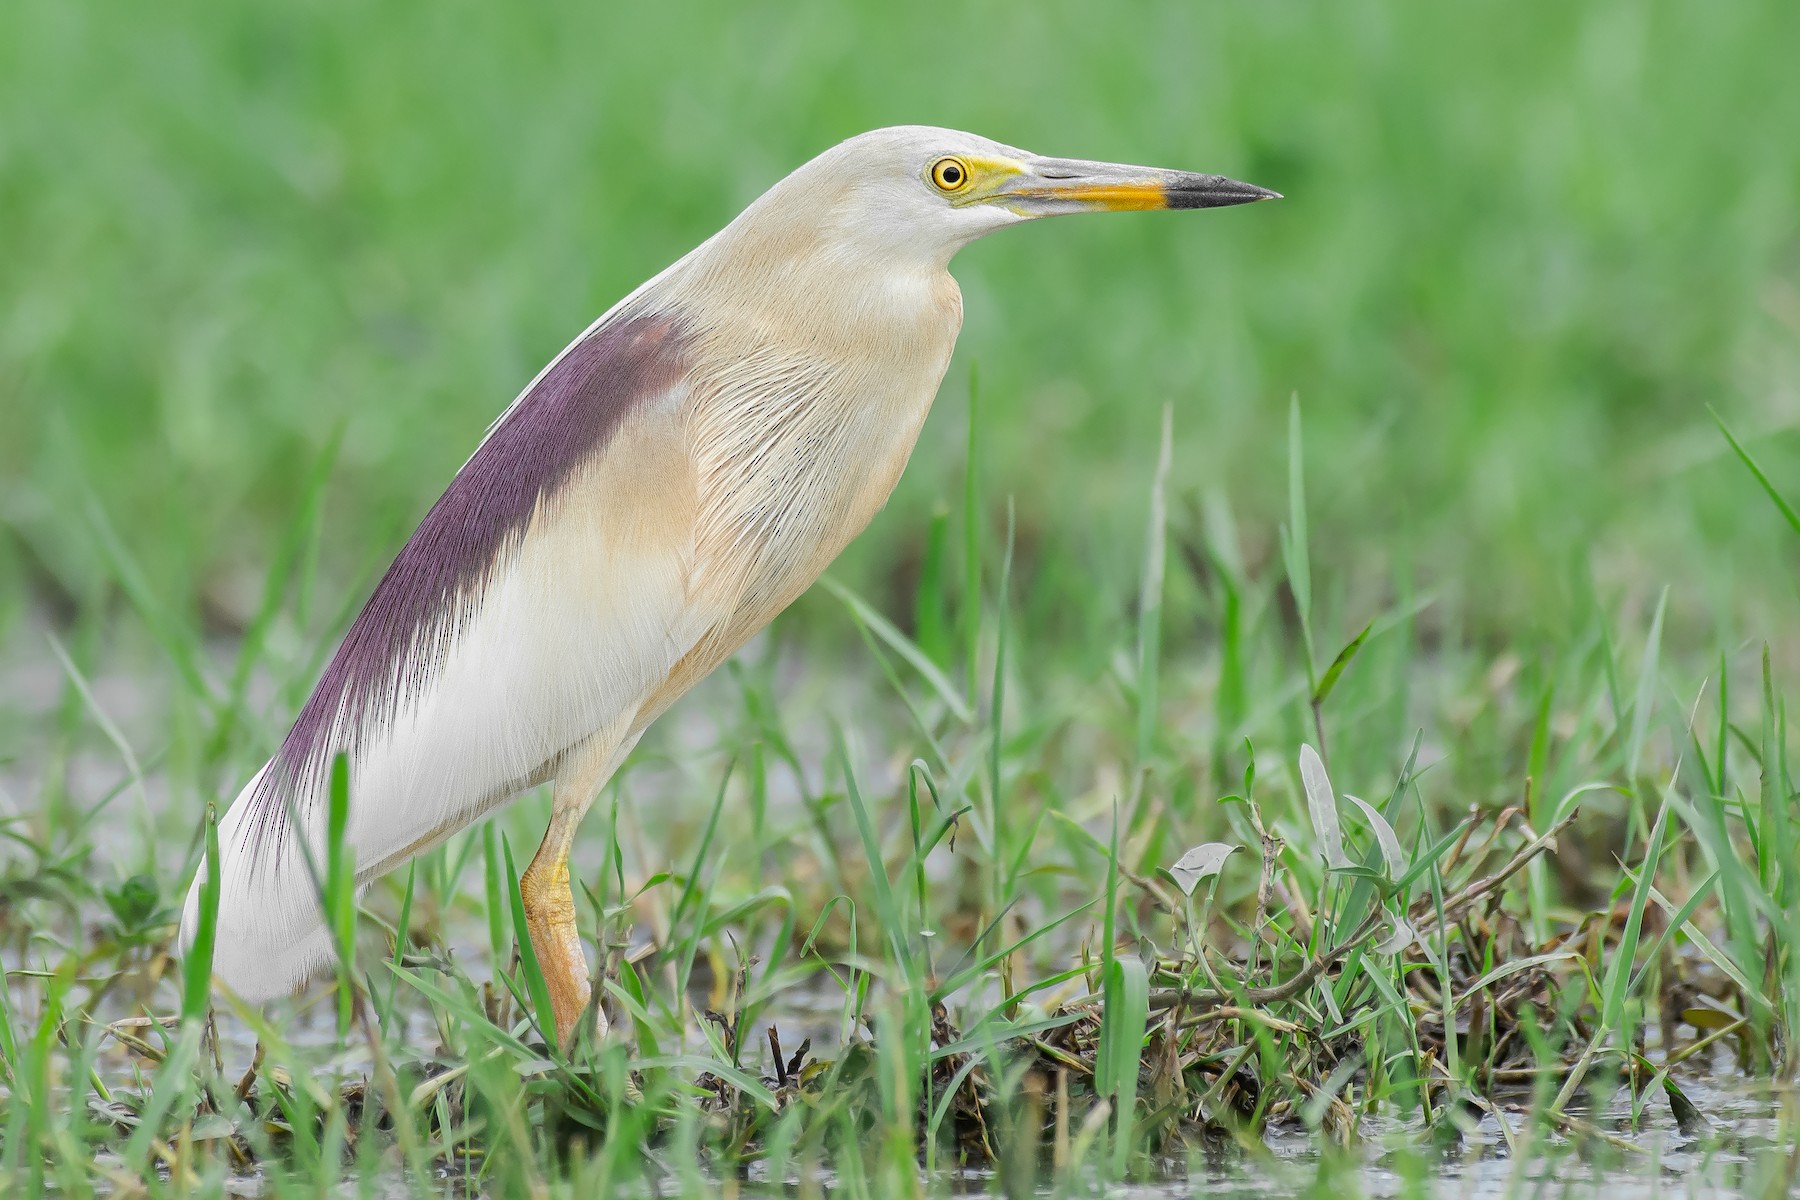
[622,169,967,707]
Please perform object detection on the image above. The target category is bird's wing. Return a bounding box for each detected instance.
[190,309,712,999]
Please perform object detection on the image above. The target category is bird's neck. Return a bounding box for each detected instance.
[670,215,960,361]
[649,217,965,655]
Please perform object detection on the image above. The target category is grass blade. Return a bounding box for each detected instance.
[962,369,983,703]
[821,577,972,724]
[1097,955,1148,1176]
[180,802,222,1024]
[1600,793,1670,1033]
[1313,619,1374,709]
[324,753,359,1035]
[1280,394,1317,688]
[502,837,560,1048]
[1136,403,1173,765]
[1710,406,1800,538]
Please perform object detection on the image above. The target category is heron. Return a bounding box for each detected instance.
[181,126,1277,1046]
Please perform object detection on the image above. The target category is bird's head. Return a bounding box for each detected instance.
[755,125,1280,272]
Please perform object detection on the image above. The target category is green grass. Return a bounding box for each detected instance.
[2,0,1800,1195]
[0,396,1794,1196]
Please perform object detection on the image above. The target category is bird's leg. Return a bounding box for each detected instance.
[520,787,602,1049]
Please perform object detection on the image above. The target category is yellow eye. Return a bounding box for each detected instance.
[929,156,972,192]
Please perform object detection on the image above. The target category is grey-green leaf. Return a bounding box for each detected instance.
[1169,842,1237,897]
[1344,793,1406,878]
[1300,744,1350,869]
[1375,912,1418,957]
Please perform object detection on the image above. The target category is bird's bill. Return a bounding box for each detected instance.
[964,156,1280,215]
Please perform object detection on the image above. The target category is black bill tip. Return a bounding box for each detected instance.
[1164,173,1283,210]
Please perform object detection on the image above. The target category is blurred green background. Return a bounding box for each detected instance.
[3,0,1797,667]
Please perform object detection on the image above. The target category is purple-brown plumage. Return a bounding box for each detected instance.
[249,312,691,832]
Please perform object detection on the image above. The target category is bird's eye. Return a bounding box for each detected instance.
[929,157,971,193]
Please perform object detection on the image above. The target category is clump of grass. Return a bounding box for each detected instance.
[1,399,1796,1198]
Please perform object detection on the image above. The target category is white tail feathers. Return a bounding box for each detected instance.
[179,763,337,1003]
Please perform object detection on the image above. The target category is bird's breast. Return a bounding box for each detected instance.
[671,276,961,674]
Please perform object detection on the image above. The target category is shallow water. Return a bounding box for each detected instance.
[903,1077,1793,1198]
[87,986,1793,1199]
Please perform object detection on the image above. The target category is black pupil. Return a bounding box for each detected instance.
[941,164,962,185]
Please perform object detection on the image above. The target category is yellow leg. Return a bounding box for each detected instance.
[519,735,622,1048]
[521,801,599,1048]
